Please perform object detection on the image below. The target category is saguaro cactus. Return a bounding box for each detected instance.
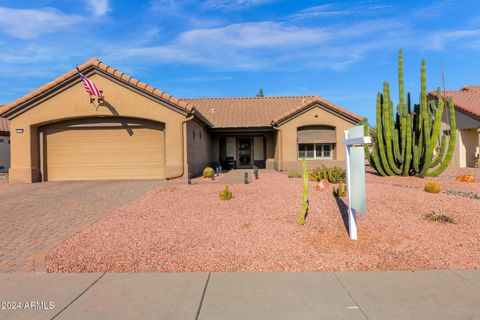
[367,49,456,177]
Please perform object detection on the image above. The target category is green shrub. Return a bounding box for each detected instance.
[333,182,347,198]
[310,165,346,184]
[288,170,301,178]
[424,182,441,193]
[203,167,215,178]
[219,185,233,200]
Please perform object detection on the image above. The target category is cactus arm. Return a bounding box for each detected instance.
[382,82,403,174]
[363,118,372,163]
[398,49,405,106]
[297,159,309,225]
[371,143,387,176]
[402,114,412,175]
[427,98,457,176]
[376,92,394,175]
[419,95,444,177]
[392,127,402,162]
[398,49,407,162]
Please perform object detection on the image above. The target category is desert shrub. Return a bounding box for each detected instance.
[455,175,478,183]
[203,167,215,178]
[288,170,301,178]
[424,182,441,193]
[333,182,347,197]
[310,165,346,184]
[424,211,455,224]
[218,185,233,200]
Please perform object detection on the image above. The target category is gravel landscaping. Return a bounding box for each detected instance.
[46,168,480,272]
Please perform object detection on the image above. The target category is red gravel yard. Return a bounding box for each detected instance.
[46,169,480,272]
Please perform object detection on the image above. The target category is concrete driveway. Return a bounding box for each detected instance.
[0,180,165,272]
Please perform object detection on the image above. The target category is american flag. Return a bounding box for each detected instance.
[76,68,102,98]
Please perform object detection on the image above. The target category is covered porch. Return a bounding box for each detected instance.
[211,128,276,170]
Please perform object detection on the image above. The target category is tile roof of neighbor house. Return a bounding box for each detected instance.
[0,58,195,118]
[0,117,9,133]
[429,86,480,118]
[0,105,9,133]
[185,96,362,128]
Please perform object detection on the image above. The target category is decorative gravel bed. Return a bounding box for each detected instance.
[46,170,480,272]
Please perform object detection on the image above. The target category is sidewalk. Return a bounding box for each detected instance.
[1,270,479,319]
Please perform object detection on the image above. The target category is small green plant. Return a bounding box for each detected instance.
[288,170,301,178]
[218,185,233,200]
[424,211,455,224]
[203,167,215,178]
[310,165,346,184]
[297,159,309,225]
[424,182,441,193]
[333,182,347,197]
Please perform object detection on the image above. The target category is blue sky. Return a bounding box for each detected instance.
[0,0,479,121]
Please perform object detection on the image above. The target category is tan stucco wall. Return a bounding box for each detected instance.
[275,105,357,172]
[265,132,275,169]
[9,72,189,183]
[186,120,212,176]
[443,109,480,168]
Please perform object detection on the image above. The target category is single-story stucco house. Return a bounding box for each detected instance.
[429,86,480,168]
[0,58,362,183]
[0,116,10,173]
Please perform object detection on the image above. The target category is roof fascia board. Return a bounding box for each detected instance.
[274,102,360,126]
[208,126,274,133]
[3,66,190,120]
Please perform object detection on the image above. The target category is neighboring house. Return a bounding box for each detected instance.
[429,86,480,168]
[0,58,361,183]
[0,116,10,173]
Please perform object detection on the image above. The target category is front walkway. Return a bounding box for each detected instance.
[1,270,479,319]
[0,180,166,273]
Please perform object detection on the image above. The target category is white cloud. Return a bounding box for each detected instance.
[85,0,110,16]
[0,7,82,39]
[103,19,405,71]
[202,0,274,10]
[429,29,480,49]
[290,4,351,20]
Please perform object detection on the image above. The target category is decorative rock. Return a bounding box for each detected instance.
[455,175,478,183]
[316,179,330,192]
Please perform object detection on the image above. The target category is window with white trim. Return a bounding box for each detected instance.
[298,143,333,159]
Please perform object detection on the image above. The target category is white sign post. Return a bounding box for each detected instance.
[343,125,371,240]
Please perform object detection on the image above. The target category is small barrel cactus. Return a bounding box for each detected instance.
[203,167,215,178]
[424,182,441,193]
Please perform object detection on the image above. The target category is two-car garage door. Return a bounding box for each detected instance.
[41,118,165,181]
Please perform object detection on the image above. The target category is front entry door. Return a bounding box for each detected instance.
[237,138,252,167]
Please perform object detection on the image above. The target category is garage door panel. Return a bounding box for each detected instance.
[44,125,165,181]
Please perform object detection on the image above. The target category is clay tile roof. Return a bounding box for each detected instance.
[0,58,194,117]
[183,96,315,128]
[0,105,9,133]
[0,117,9,133]
[429,86,480,118]
[184,96,362,128]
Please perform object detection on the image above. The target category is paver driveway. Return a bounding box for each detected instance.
[0,180,165,272]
